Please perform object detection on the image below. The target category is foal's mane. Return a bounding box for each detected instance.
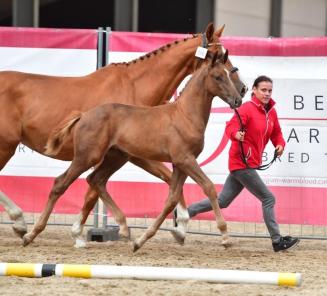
[110,34,198,67]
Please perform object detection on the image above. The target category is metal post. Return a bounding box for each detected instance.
[196,0,214,33]
[13,0,34,27]
[132,0,139,32]
[114,0,132,31]
[270,0,282,37]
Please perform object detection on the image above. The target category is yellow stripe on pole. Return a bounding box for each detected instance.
[6,263,36,277]
[62,264,92,278]
[278,272,300,286]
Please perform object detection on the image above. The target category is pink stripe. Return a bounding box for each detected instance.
[0,176,326,225]
[110,32,327,56]
[0,27,98,49]
[109,31,189,52]
[279,118,327,121]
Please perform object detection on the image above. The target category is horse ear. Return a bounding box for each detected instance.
[222,49,229,64]
[211,51,219,67]
[205,22,214,42]
[215,24,225,38]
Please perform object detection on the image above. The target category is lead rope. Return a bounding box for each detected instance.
[234,109,278,170]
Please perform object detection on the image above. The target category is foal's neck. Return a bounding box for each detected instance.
[177,69,213,132]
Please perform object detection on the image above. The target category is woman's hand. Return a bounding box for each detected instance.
[235,131,245,141]
[275,145,284,156]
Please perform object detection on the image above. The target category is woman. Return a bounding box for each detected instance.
[174,75,299,252]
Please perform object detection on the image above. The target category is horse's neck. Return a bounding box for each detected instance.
[105,35,202,106]
[177,70,213,131]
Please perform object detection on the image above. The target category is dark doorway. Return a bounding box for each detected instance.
[138,0,196,33]
[39,0,114,29]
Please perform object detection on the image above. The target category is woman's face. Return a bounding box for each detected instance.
[252,81,272,105]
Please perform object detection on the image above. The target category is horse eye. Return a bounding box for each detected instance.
[215,76,222,81]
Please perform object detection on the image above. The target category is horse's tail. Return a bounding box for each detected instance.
[45,111,82,156]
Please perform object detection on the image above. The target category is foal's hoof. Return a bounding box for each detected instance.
[22,233,33,247]
[170,228,185,246]
[132,241,141,253]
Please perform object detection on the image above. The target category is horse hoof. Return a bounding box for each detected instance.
[221,236,232,248]
[119,227,131,240]
[13,225,28,239]
[22,233,33,247]
[170,228,185,246]
[74,237,87,248]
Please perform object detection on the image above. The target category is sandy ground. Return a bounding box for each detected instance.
[0,224,326,296]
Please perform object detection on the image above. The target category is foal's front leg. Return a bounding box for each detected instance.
[178,157,231,247]
[133,167,187,252]
[129,157,189,243]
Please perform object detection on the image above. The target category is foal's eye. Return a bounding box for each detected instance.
[215,76,223,81]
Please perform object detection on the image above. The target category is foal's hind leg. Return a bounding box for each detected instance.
[177,157,231,247]
[129,157,189,244]
[71,149,131,248]
[133,167,187,252]
[85,151,130,238]
[0,140,27,238]
[22,159,91,246]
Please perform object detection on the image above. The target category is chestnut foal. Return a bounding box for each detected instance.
[23,50,242,251]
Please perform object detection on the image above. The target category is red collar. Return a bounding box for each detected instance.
[251,95,276,111]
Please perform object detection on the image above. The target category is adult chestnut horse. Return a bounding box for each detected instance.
[0,23,247,244]
[23,50,242,251]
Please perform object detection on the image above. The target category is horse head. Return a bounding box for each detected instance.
[194,23,248,100]
[205,50,243,109]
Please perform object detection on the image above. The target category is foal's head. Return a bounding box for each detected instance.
[204,50,243,109]
[193,23,247,99]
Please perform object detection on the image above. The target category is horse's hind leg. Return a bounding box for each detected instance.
[129,157,189,244]
[85,151,130,240]
[133,167,187,252]
[0,140,27,238]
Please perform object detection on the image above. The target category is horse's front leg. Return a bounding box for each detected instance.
[129,157,189,244]
[133,167,187,252]
[178,157,231,247]
[71,149,131,248]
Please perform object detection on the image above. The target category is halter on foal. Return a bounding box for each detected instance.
[22,50,242,251]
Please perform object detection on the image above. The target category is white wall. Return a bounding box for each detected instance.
[214,0,271,37]
[214,0,327,37]
[282,0,326,37]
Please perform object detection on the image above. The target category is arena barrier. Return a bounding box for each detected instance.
[0,263,302,286]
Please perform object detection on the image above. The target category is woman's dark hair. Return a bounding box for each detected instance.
[252,75,273,88]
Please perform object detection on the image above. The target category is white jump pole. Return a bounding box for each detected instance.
[0,263,302,286]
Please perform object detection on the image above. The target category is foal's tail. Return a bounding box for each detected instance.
[44,111,82,156]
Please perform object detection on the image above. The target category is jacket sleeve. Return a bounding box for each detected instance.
[225,105,248,140]
[270,110,286,148]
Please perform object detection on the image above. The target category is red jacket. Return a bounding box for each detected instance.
[225,95,286,172]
